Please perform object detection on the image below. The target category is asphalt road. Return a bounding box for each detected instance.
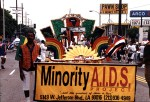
[0,51,150,102]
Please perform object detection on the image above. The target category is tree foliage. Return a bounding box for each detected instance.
[127,27,139,40]
[3,9,33,41]
[4,9,17,40]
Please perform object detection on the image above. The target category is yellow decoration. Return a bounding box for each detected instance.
[63,45,100,60]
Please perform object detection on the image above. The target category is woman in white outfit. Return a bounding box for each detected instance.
[40,40,47,61]
[127,41,136,63]
[139,43,145,68]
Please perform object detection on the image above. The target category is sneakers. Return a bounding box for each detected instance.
[25,97,31,102]
[141,64,145,68]
[1,65,5,69]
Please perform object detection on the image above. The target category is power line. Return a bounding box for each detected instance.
[129,4,150,9]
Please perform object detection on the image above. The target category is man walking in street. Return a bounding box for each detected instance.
[18,28,41,102]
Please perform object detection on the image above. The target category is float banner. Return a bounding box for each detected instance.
[34,64,136,101]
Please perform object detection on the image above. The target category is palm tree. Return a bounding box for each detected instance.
[0,0,1,8]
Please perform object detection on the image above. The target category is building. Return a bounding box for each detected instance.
[101,23,130,37]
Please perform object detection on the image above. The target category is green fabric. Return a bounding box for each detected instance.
[15,35,26,61]
[82,19,95,37]
[40,26,53,38]
[51,19,64,40]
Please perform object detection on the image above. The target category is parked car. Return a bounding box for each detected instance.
[7,37,20,50]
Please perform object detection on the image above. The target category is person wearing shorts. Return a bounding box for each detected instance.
[0,40,7,69]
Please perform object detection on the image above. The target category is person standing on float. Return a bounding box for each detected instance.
[40,40,47,61]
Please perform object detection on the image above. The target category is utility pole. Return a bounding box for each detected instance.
[11,3,24,24]
[89,10,101,26]
[16,0,18,25]
[2,0,5,40]
[28,18,29,26]
[10,2,24,38]
[118,0,122,36]
[0,0,3,38]
[10,0,19,36]
[21,3,23,25]
[25,12,29,26]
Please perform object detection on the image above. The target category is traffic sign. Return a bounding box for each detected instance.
[130,10,150,17]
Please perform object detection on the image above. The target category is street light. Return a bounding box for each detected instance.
[28,18,32,27]
[2,0,5,40]
[89,10,101,26]
[25,12,29,25]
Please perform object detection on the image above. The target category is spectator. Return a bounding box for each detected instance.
[0,40,7,69]
[139,43,145,68]
[127,40,136,64]
[143,33,150,98]
[119,45,126,63]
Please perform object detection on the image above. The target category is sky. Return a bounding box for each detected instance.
[2,0,150,40]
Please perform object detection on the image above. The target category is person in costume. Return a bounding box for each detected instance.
[40,40,47,61]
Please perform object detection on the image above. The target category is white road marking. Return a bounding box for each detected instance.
[9,69,16,75]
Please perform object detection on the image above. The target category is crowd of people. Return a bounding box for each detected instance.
[60,27,91,52]
[104,39,146,68]
[60,28,146,66]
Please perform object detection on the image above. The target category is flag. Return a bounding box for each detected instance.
[113,35,122,42]
[105,37,125,61]
[15,35,27,61]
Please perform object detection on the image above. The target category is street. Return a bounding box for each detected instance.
[0,51,150,102]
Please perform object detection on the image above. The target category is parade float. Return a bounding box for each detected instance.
[33,14,136,102]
